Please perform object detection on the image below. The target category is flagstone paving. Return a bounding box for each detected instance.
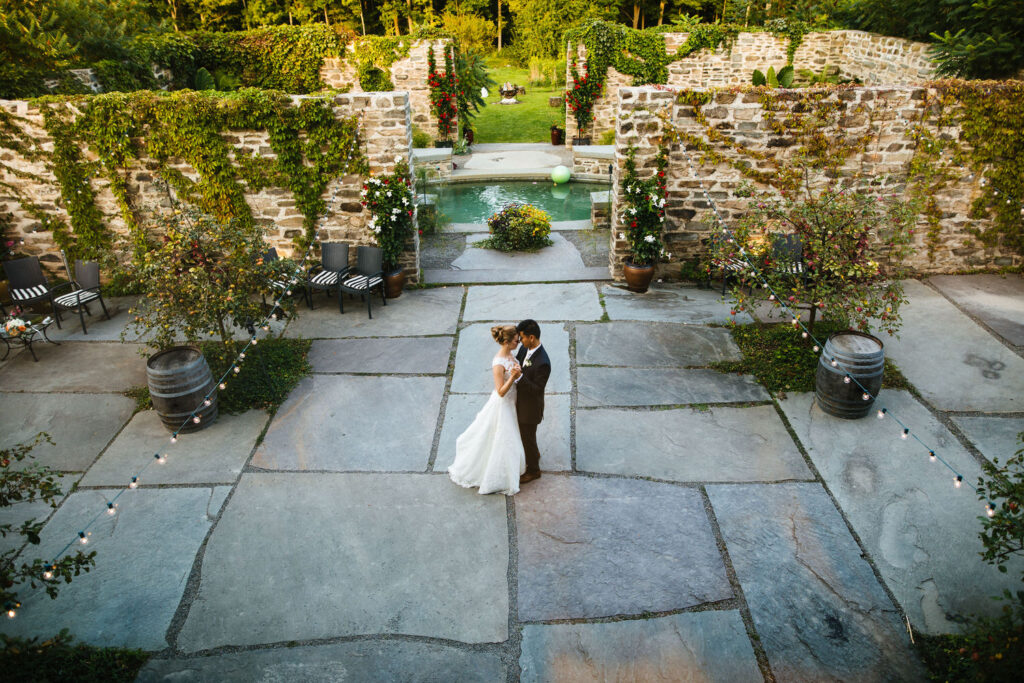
[519,611,761,682]
[928,273,1024,347]
[3,276,1021,681]
[0,392,135,471]
[175,473,510,651]
[879,279,1024,411]
[779,391,1024,633]
[951,415,1024,463]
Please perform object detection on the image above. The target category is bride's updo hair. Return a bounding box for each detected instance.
[491,324,517,345]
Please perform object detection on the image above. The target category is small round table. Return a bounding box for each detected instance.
[1,316,60,362]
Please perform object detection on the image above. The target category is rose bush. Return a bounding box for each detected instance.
[565,58,602,138]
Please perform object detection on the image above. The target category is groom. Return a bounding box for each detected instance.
[515,319,550,484]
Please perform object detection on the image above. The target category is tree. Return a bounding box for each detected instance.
[508,0,617,62]
[2,434,97,619]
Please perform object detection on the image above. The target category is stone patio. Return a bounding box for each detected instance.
[1,276,1022,681]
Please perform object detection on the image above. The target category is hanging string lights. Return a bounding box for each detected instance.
[7,154,366,620]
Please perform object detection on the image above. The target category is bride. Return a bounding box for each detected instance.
[448,325,527,495]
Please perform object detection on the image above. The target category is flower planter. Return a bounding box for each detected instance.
[571,136,591,147]
[550,127,564,146]
[623,261,655,293]
[384,268,406,299]
[146,345,218,433]
[433,140,454,148]
[814,331,884,419]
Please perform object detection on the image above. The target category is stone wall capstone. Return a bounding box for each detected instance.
[567,30,939,146]
[0,91,419,283]
[608,85,1020,281]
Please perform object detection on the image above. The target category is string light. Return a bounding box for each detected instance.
[901,428,909,440]
[877,408,887,419]
[192,415,201,424]
[843,375,851,384]
[955,475,963,489]
[42,566,53,580]
[219,382,227,390]
[862,392,870,401]
[129,476,139,489]
[156,452,167,464]
[106,502,117,515]
[6,602,19,619]
[78,531,89,545]
[986,503,996,517]
[929,450,936,462]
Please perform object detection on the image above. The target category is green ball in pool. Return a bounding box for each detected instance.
[551,165,571,184]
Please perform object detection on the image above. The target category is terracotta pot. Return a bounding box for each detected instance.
[550,127,564,146]
[623,261,655,293]
[384,268,405,299]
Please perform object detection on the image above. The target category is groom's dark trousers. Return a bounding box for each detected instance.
[516,344,551,475]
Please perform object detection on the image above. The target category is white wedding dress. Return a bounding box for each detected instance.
[448,354,526,495]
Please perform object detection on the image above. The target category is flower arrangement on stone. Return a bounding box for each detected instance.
[619,145,670,267]
[427,45,458,142]
[361,157,415,272]
[709,179,918,336]
[479,203,553,252]
[565,58,602,139]
[3,316,28,337]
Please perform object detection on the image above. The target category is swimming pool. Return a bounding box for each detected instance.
[434,181,603,224]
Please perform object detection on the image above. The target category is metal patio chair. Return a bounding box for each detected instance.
[55,250,110,334]
[2,256,63,328]
[304,242,352,313]
[338,246,386,319]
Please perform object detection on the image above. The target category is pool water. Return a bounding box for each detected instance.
[435,181,601,224]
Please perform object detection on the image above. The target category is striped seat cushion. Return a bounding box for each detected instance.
[271,279,290,290]
[309,271,339,287]
[54,289,100,307]
[341,274,383,291]
[11,285,49,301]
[721,258,747,272]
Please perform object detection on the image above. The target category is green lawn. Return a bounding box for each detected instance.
[469,56,565,144]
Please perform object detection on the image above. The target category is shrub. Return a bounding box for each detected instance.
[411,125,433,148]
[356,62,393,92]
[481,203,553,251]
[204,337,311,414]
[360,159,415,271]
[0,630,149,683]
[441,10,495,52]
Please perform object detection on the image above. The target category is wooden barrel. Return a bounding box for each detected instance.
[815,331,884,419]
[146,346,218,433]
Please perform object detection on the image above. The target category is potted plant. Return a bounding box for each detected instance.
[710,179,918,417]
[478,203,553,252]
[125,206,290,431]
[619,146,670,293]
[550,124,564,146]
[362,158,415,298]
[565,58,601,146]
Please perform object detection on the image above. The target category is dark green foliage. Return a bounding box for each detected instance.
[0,630,149,683]
[203,337,311,414]
[753,65,795,87]
[711,321,911,395]
[976,436,1024,575]
[454,49,495,134]
[356,63,393,92]
[479,203,553,251]
[123,385,152,412]
[193,67,216,91]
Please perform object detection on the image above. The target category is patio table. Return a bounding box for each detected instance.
[1,315,60,362]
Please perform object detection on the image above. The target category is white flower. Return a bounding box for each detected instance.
[402,197,408,205]
[373,225,382,234]
[394,155,403,163]
[391,208,400,214]
[644,234,656,243]
[386,191,392,197]
[618,233,625,240]
[666,252,672,259]
[658,198,665,207]
[659,216,665,222]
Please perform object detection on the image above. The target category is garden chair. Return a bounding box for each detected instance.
[55,250,110,334]
[259,247,296,306]
[304,242,351,313]
[338,246,386,319]
[2,256,63,328]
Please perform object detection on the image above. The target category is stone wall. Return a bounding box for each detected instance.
[572,145,615,181]
[567,31,938,145]
[0,91,419,283]
[321,39,457,144]
[608,85,1019,281]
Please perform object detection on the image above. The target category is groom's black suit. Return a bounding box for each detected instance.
[515,344,550,475]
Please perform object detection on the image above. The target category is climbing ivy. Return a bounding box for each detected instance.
[0,90,369,263]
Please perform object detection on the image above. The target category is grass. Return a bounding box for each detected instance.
[710,321,912,395]
[0,631,150,683]
[471,56,564,144]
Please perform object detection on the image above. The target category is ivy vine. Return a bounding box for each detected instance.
[0,90,369,263]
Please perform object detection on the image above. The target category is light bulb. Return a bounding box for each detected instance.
[813,345,819,352]
[830,359,838,367]
[901,429,909,440]
[6,609,14,619]
[954,475,963,489]
[986,503,996,517]
[862,392,870,401]
[802,332,808,338]
[263,324,270,331]
[170,436,177,444]
[192,415,201,424]
[251,338,258,345]
[129,476,139,489]
[204,398,212,407]
[768,294,775,301]
[843,375,851,384]
[929,450,936,462]
[156,453,167,464]
[286,290,292,295]
[107,502,117,515]
[79,531,89,544]
[219,383,227,391]
[233,366,240,374]
[877,408,886,419]
[239,352,246,360]
[42,567,53,580]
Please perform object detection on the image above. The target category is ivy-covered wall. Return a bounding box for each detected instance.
[566,30,937,146]
[320,38,456,142]
[0,90,419,282]
[609,83,1023,280]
